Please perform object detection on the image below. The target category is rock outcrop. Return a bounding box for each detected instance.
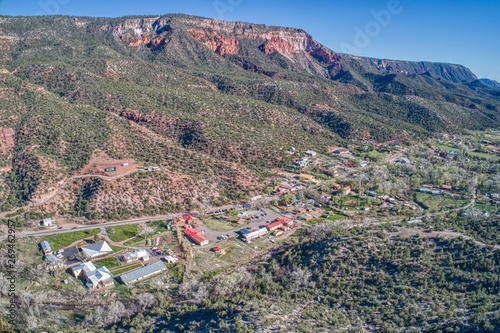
[113,15,338,65]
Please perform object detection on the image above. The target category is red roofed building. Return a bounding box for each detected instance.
[212,246,225,254]
[176,214,197,226]
[267,220,284,232]
[275,217,293,225]
[273,230,284,236]
[184,228,209,246]
[267,217,294,232]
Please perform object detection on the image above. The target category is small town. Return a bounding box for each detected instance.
[0,5,499,332]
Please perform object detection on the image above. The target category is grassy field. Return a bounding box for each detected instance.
[201,217,241,232]
[106,224,139,242]
[415,193,468,212]
[435,143,460,151]
[93,256,121,269]
[308,211,345,225]
[366,150,387,162]
[147,220,170,233]
[466,151,500,162]
[123,236,145,246]
[110,262,143,275]
[43,229,100,251]
[110,245,126,252]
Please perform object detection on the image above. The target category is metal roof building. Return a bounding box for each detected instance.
[119,261,167,286]
[81,241,113,258]
[40,241,52,254]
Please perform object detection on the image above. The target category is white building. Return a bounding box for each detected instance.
[81,241,113,258]
[242,228,268,242]
[164,255,179,264]
[121,249,150,263]
[71,262,114,289]
[42,218,53,227]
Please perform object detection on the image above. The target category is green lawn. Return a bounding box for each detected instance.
[415,193,467,213]
[124,236,145,246]
[110,245,127,252]
[110,262,143,275]
[43,229,100,251]
[466,151,500,162]
[308,212,345,225]
[435,144,460,152]
[106,224,139,242]
[366,150,386,162]
[93,256,121,269]
[201,217,242,232]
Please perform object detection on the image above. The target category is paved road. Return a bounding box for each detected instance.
[0,214,178,241]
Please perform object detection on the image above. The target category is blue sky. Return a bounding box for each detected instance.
[1,0,499,80]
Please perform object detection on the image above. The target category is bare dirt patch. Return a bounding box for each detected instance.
[77,149,142,177]
[0,127,14,153]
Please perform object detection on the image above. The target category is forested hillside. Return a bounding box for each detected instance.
[0,14,498,217]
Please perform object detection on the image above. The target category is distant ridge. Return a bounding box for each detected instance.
[480,78,500,89]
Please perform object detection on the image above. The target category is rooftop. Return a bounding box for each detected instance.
[120,261,166,285]
[82,241,113,258]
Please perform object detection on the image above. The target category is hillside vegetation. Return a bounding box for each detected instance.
[0,14,498,218]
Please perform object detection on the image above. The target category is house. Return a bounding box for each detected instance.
[342,186,351,196]
[299,174,315,182]
[40,241,52,255]
[86,266,114,289]
[320,192,331,202]
[306,150,317,157]
[41,218,53,227]
[276,184,295,195]
[81,241,113,258]
[71,262,97,278]
[121,249,150,263]
[302,214,313,221]
[368,191,377,197]
[72,262,114,289]
[120,261,167,286]
[331,147,350,155]
[184,228,209,246]
[293,157,309,167]
[242,228,268,242]
[44,254,64,270]
[212,246,225,254]
[164,255,178,264]
[176,214,197,226]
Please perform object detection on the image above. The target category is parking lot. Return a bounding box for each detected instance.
[199,208,283,243]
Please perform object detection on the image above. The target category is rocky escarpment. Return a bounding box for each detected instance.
[111,15,481,84]
[341,55,478,83]
[112,15,338,65]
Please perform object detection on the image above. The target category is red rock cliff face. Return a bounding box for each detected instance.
[112,16,338,64]
[188,29,239,56]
